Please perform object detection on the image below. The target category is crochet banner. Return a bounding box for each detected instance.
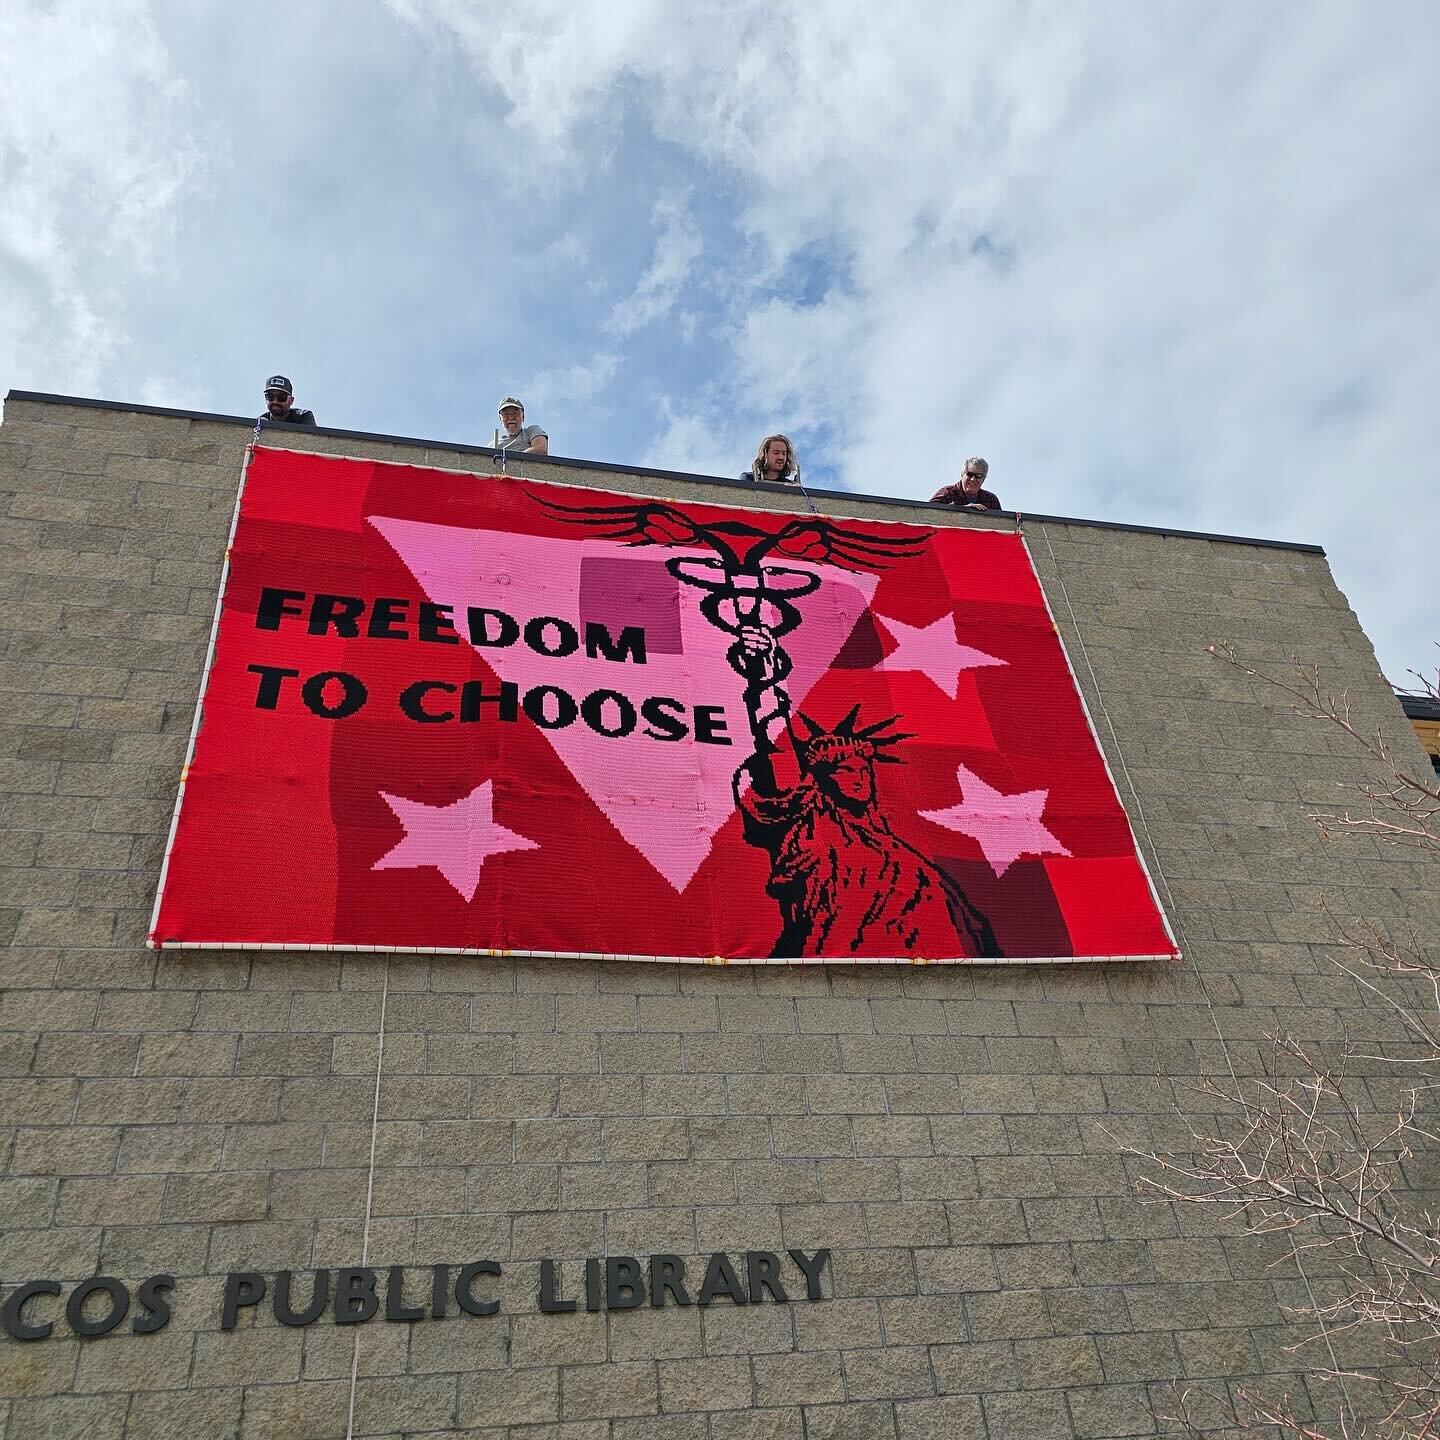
[150,447,1178,964]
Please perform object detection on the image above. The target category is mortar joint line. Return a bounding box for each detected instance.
[346,957,390,1440]
[1038,527,1235,1085]
[1038,525,1354,1422]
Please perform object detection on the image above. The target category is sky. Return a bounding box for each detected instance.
[1,0,1436,686]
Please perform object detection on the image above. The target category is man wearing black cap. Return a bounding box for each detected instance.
[260,376,316,427]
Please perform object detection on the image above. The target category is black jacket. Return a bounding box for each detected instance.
[260,407,316,426]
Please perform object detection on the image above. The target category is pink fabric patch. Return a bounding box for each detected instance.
[370,516,877,892]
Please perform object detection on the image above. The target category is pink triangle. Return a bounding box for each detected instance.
[369,516,878,892]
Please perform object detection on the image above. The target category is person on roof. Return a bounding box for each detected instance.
[742,434,801,486]
[260,376,315,427]
[931,457,1001,510]
[496,397,548,456]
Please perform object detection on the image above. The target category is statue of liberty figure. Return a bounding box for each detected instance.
[531,493,1001,959]
[727,623,999,959]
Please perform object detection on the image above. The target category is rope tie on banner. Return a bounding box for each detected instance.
[1036,523,1353,1423]
[345,958,391,1440]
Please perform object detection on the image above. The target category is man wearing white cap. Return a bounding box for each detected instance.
[495,397,548,456]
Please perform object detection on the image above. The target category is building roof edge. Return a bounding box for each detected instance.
[4,389,1327,556]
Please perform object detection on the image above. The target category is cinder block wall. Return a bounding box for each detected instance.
[2,394,1437,1440]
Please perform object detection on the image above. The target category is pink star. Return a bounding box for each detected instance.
[373,781,538,902]
[876,613,1005,699]
[920,764,1070,877]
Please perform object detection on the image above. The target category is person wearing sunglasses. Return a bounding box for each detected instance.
[259,376,316,427]
[931,457,1000,510]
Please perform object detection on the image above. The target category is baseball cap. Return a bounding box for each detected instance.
[264,375,293,395]
[497,396,524,413]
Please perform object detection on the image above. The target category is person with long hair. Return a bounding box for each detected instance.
[741,434,801,486]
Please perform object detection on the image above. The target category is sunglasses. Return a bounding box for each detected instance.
[264,392,290,401]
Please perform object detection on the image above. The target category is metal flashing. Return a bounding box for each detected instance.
[4,388,1327,555]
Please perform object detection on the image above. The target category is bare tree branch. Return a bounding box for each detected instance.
[1134,646,1440,1440]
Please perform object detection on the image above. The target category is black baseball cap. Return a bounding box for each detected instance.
[264,375,293,396]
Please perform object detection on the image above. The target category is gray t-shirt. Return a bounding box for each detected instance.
[496,424,547,454]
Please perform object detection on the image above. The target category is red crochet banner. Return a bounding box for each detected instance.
[150,447,1177,964]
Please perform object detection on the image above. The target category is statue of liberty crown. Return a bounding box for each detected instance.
[793,705,914,768]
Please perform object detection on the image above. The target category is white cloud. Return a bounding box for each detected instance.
[527,234,589,273]
[521,352,620,413]
[607,193,702,337]
[643,397,742,481]
[1,0,1433,678]
[382,0,673,161]
[387,0,1440,679]
[0,0,210,393]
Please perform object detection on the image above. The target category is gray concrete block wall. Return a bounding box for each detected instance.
[2,395,1437,1439]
